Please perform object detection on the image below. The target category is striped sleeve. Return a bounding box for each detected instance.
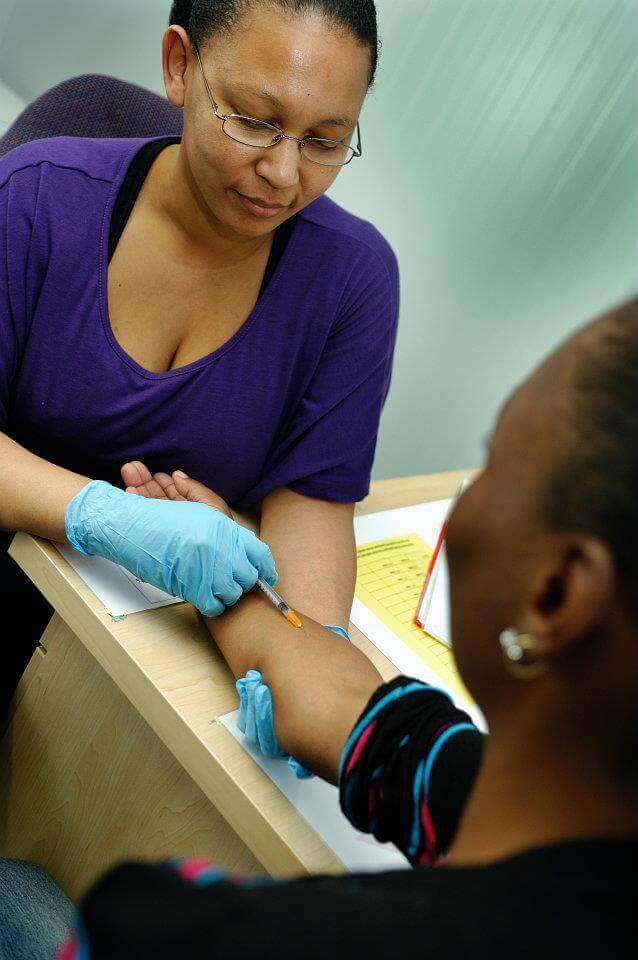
[57,859,275,959]
[339,676,484,866]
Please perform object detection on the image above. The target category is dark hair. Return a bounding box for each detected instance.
[544,296,638,601]
[169,0,379,85]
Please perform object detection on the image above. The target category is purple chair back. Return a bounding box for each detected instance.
[0,73,183,157]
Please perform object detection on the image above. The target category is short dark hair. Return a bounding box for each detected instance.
[544,296,638,602]
[168,0,379,85]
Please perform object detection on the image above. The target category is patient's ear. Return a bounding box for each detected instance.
[523,536,616,659]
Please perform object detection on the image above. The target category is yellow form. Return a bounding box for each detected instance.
[355,534,472,705]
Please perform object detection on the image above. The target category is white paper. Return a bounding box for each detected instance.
[218,710,408,873]
[55,543,182,618]
[354,499,450,547]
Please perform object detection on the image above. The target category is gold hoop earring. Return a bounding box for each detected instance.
[499,628,548,681]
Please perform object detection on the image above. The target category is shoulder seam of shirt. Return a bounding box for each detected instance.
[0,156,114,192]
[298,216,396,286]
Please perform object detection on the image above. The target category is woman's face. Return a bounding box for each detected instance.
[445,348,573,709]
[173,8,370,239]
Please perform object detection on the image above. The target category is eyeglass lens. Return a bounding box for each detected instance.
[222,116,356,166]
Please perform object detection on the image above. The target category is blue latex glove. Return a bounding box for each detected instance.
[236,625,351,780]
[65,480,278,617]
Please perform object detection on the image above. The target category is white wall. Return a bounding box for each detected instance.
[0,0,170,100]
[330,0,638,478]
[1,0,636,480]
[0,77,24,134]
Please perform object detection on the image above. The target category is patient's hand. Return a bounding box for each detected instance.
[120,461,232,517]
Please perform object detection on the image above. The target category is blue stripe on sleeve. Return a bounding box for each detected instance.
[338,680,452,785]
[423,723,476,798]
[71,923,91,960]
[190,866,230,888]
[408,722,477,859]
[409,757,427,857]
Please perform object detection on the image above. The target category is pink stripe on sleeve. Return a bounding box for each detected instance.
[345,719,378,777]
[176,858,215,881]
[57,936,78,960]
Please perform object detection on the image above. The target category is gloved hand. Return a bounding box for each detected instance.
[236,625,351,780]
[65,480,277,617]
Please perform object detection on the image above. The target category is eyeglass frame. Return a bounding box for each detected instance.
[192,42,363,167]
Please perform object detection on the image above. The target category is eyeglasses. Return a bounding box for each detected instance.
[193,44,362,168]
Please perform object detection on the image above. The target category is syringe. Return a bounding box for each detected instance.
[255,577,302,628]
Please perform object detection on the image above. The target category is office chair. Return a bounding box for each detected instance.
[0,72,182,157]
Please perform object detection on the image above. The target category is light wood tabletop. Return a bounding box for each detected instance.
[0,470,469,900]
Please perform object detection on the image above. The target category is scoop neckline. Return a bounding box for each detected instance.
[97,136,300,381]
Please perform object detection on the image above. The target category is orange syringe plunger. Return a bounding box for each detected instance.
[256,577,303,628]
[285,609,302,629]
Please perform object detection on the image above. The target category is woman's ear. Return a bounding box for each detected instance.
[523,536,616,660]
[162,26,192,108]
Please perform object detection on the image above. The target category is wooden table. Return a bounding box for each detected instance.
[0,470,468,901]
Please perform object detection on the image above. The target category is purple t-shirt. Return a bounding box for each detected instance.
[0,136,399,509]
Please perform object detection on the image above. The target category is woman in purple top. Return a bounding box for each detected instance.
[0,0,398,706]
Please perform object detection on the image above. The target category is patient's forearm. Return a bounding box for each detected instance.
[258,488,357,629]
[205,592,382,783]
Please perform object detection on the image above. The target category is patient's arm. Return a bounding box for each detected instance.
[211,589,382,783]
[208,484,375,782]
[123,463,376,781]
[257,486,356,629]
[121,466,356,628]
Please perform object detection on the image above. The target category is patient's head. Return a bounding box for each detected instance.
[447,297,638,746]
